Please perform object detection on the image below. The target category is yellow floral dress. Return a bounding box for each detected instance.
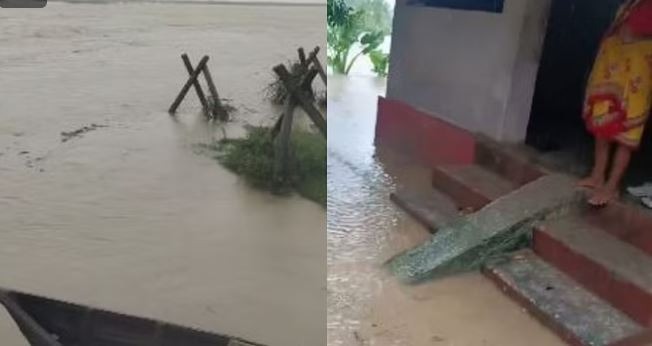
[584,0,652,148]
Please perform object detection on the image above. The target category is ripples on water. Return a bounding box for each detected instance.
[327,75,409,345]
[326,75,400,263]
[327,149,398,259]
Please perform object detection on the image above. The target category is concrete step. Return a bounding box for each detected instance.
[390,188,461,233]
[484,250,644,346]
[432,164,518,212]
[534,214,652,326]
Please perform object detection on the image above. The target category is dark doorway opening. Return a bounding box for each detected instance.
[526,0,652,183]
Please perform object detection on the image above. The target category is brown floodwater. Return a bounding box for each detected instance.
[327,74,565,346]
[0,304,28,346]
[0,2,325,346]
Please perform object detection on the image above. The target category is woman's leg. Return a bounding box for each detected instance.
[578,137,611,189]
[589,143,632,206]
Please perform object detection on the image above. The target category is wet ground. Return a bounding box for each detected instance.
[0,2,325,346]
[326,74,565,345]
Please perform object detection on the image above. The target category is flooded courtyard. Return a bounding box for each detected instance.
[0,2,325,345]
[327,74,565,345]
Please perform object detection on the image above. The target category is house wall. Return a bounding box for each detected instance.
[385,0,551,142]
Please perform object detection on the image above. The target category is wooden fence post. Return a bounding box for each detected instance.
[271,66,319,139]
[275,97,296,180]
[307,47,326,84]
[181,54,210,118]
[169,55,210,114]
[273,64,326,137]
[298,47,307,66]
[202,65,229,121]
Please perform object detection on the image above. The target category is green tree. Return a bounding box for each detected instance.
[346,0,392,35]
[327,0,386,74]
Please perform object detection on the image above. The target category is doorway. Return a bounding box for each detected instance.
[526,0,652,183]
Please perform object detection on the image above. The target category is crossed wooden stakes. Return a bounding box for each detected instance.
[298,46,326,85]
[271,46,327,180]
[168,54,229,121]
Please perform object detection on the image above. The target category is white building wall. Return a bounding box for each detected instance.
[386,0,551,142]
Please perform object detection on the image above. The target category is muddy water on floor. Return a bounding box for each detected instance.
[327,74,565,346]
[0,3,325,346]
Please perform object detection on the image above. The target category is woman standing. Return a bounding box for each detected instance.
[580,0,652,205]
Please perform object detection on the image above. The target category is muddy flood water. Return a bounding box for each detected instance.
[0,2,325,346]
[327,74,566,346]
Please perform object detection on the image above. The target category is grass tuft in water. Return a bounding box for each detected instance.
[265,60,315,105]
[213,127,325,206]
[206,95,237,119]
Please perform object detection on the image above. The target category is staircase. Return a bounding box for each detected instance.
[390,136,543,232]
[390,136,652,346]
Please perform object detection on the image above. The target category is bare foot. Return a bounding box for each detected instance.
[588,186,619,207]
[577,175,604,189]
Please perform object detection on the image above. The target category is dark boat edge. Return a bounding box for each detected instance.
[0,288,267,346]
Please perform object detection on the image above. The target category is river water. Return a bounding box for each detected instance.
[0,2,325,346]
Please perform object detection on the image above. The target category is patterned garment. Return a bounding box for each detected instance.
[584,0,652,148]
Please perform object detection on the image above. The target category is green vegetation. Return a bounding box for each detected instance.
[346,0,392,34]
[327,0,389,75]
[209,127,326,206]
[265,60,314,105]
[291,130,327,205]
[368,49,389,77]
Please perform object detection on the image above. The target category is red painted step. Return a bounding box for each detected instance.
[610,329,652,346]
[534,213,652,326]
[390,188,460,233]
[431,164,518,212]
[583,201,652,257]
[428,136,544,213]
[473,135,544,186]
[379,110,546,230]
